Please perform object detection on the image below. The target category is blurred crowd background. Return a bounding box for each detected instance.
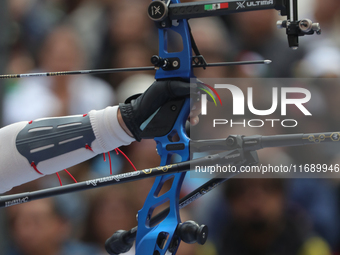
[1,0,340,254]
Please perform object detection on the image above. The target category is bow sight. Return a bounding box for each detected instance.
[147,0,321,70]
[0,0,322,255]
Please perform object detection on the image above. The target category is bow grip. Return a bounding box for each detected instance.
[140,97,189,141]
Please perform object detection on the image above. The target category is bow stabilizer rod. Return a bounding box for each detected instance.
[189,131,340,153]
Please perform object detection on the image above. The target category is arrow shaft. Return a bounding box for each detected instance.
[0,60,271,79]
[0,66,156,79]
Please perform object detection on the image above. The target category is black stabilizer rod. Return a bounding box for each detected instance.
[105,227,137,255]
[190,131,340,153]
[243,131,340,151]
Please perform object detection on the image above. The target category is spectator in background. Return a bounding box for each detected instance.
[3,25,115,125]
[8,0,63,56]
[289,45,340,250]
[96,0,156,85]
[108,1,154,48]
[82,185,138,255]
[61,0,110,67]
[214,178,331,255]
[110,43,155,88]
[5,197,96,255]
[189,17,232,79]
[307,0,340,48]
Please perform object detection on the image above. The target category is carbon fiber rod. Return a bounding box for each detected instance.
[190,131,340,153]
[0,60,270,79]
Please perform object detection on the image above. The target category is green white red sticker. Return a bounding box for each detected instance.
[204,3,229,11]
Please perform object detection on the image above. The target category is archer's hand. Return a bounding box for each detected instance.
[118,80,199,141]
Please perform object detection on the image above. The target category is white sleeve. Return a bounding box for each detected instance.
[0,105,135,194]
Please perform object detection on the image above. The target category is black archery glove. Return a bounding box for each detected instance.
[119,80,198,141]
